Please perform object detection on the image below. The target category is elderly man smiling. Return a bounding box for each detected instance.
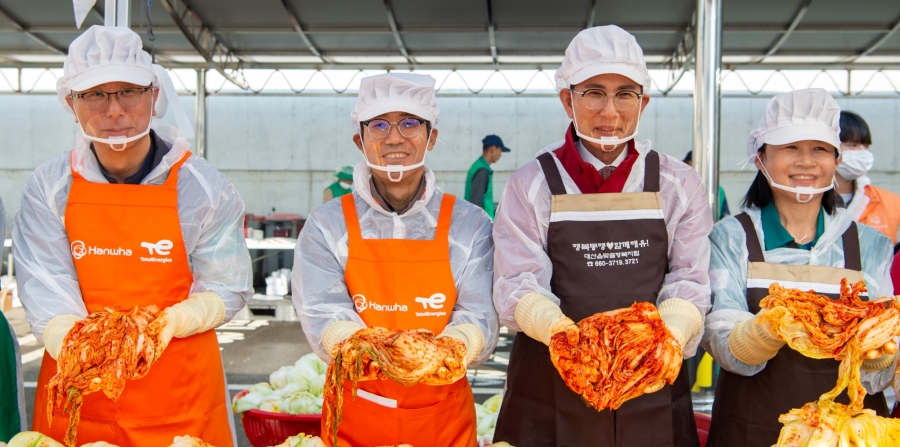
[492,25,713,447]
[13,26,251,446]
[292,73,498,447]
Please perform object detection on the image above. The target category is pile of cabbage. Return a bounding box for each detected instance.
[233,353,328,415]
[476,394,503,446]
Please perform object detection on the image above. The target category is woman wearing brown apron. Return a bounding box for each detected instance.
[701,88,897,447]
[492,26,713,447]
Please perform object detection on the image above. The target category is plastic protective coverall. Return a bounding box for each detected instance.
[11,119,253,341]
[292,162,499,365]
[493,138,713,356]
[700,206,896,393]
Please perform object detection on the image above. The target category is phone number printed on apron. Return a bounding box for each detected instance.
[572,240,649,268]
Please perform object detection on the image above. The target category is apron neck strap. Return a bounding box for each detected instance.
[736,211,863,272]
[537,153,567,195]
[841,221,862,271]
[643,150,660,193]
[736,212,766,263]
[164,151,191,187]
[341,193,362,241]
[435,194,455,241]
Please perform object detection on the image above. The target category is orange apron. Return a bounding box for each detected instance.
[325,193,477,447]
[33,151,233,446]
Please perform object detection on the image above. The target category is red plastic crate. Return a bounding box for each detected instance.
[234,390,322,447]
[695,411,711,447]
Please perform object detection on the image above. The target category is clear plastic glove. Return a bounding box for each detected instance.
[514,292,578,346]
[160,292,226,347]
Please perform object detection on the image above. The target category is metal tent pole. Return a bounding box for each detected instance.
[196,68,208,159]
[693,0,723,221]
[104,0,131,28]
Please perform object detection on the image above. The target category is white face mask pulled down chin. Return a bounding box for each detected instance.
[570,93,643,152]
[77,94,154,152]
[756,154,836,203]
[360,127,432,183]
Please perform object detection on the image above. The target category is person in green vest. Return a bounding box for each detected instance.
[465,135,510,219]
[323,165,354,204]
[683,150,730,220]
[0,197,26,441]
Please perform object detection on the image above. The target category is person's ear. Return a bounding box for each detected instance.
[151,87,160,117]
[559,89,575,120]
[427,128,439,151]
[66,96,79,123]
[353,133,364,153]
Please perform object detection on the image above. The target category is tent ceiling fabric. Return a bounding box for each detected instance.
[1,0,900,70]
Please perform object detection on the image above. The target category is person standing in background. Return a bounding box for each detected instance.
[323,165,355,204]
[0,197,27,441]
[464,135,510,219]
[834,111,900,249]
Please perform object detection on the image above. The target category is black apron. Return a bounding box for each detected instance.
[494,151,699,447]
[706,213,889,447]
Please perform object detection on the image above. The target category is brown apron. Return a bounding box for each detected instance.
[494,151,699,447]
[706,213,888,447]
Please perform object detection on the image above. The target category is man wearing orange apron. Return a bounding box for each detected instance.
[293,73,498,447]
[12,26,252,446]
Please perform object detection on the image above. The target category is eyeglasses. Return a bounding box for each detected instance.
[363,118,425,139]
[71,87,153,110]
[570,89,643,112]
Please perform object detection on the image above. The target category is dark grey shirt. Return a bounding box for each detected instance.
[469,168,490,208]
[369,176,427,215]
[90,130,171,185]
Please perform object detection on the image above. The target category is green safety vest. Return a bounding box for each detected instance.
[327,181,353,199]
[0,311,22,441]
[464,156,494,219]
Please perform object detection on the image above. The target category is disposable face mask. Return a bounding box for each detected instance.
[360,126,432,182]
[78,92,154,152]
[571,93,643,152]
[836,150,874,181]
[756,154,835,203]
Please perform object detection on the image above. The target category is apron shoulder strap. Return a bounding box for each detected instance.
[435,194,456,242]
[341,193,363,241]
[537,152,567,196]
[735,212,766,263]
[643,150,661,193]
[841,221,862,271]
[163,151,192,187]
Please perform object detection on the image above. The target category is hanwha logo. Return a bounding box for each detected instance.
[71,240,87,260]
[353,294,368,312]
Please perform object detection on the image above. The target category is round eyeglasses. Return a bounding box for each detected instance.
[72,87,153,110]
[363,118,425,139]
[570,89,642,112]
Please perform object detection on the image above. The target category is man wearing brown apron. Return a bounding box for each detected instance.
[492,26,713,447]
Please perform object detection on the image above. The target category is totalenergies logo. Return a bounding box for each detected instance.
[71,240,87,260]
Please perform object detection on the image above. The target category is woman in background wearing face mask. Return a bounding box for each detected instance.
[834,111,900,248]
[323,165,355,204]
[701,89,896,447]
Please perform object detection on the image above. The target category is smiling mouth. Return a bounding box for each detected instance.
[789,174,819,185]
[382,153,409,160]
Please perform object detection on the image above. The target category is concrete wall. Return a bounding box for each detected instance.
[2,93,900,232]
